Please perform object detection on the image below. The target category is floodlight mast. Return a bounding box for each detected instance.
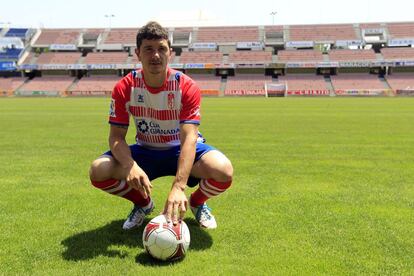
[270,11,277,25]
[104,14,115,30]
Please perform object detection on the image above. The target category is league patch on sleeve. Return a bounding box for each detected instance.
[109,98,116,117]
[175,72,181,83]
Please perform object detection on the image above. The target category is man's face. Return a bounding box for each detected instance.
[136,39,171,75]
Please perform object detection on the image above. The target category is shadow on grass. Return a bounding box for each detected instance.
[61,217,212,263]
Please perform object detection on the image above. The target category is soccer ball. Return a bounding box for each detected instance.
[142,214,190,261]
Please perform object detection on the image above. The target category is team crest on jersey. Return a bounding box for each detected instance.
[137,94,144,103]
[109,99,116,117]
[167,92,175,110]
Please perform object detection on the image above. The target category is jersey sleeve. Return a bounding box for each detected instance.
[108,76,131,126]
[179,75,201,125]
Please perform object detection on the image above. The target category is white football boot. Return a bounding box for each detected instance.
[190,203,217,229]
[122,200,154,230]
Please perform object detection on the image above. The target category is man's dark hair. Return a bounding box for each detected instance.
[136,21,171,49]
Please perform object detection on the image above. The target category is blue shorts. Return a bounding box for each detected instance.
[102,143,216,187]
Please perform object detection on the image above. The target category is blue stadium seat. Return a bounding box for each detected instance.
[0,48,23,59]
[5,28,29,38]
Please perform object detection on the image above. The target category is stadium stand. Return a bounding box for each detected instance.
[278,74,330,96]
[1,21,414,97]
[67,75,119,96]
[264,25,284,44]
[103,28,136,45]
[225,74,272,96]
[387,22,414,39]
[359,23,383,29]
[35,52,82,64]
[179,51,222,64]
[171,27,192,45]
[228,51,272,64]
[20,52,35,64]
[16,76,75,96]
[5,28,30,39]
[386,73,414,95]
[331,74,389,96]
[80,29,105,46]
[328,49,377,61]
[381,47,414,60]
[0,77,25,96]
[0,48,23,60]
[277,49,324,62]
[128,51,176,65]
[187,74,221,96]
[0,35,25,61]
[196,26,259,43]
[33,29,81,45]
[289,24,357,41]
[83,52,129,64]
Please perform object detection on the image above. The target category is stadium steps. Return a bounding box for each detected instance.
[219,78,226,97]
[65,78,80,96]
[283,26,290,42]
[77,56,86,64]
[18,46,32,65]
[353,24,362,40]
[14,78,33,95]
[78,28,86,45]
[324,76,335,96]
[381,23,390,40]
[375,53,384,61]
[191,27,198,43]
[0,27,8,36]
[171,55,179,63]
[126,55,133,64]
[13,78,29,96]
[99,29,111,44]
[28,54,39,65]
[29,29,42,47]
[258,26,265,41]
[379,76,392,94]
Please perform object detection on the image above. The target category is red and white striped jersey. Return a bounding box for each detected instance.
[108,68,201,149]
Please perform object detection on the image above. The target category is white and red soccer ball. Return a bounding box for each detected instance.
[142,215,190,261]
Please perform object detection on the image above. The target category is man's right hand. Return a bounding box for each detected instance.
[126,161,152,198]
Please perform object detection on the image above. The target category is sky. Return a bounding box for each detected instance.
[0,0,413,29]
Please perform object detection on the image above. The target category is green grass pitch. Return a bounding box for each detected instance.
[0,97,413,275]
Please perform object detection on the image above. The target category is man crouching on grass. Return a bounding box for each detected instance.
[89,21,233,230]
